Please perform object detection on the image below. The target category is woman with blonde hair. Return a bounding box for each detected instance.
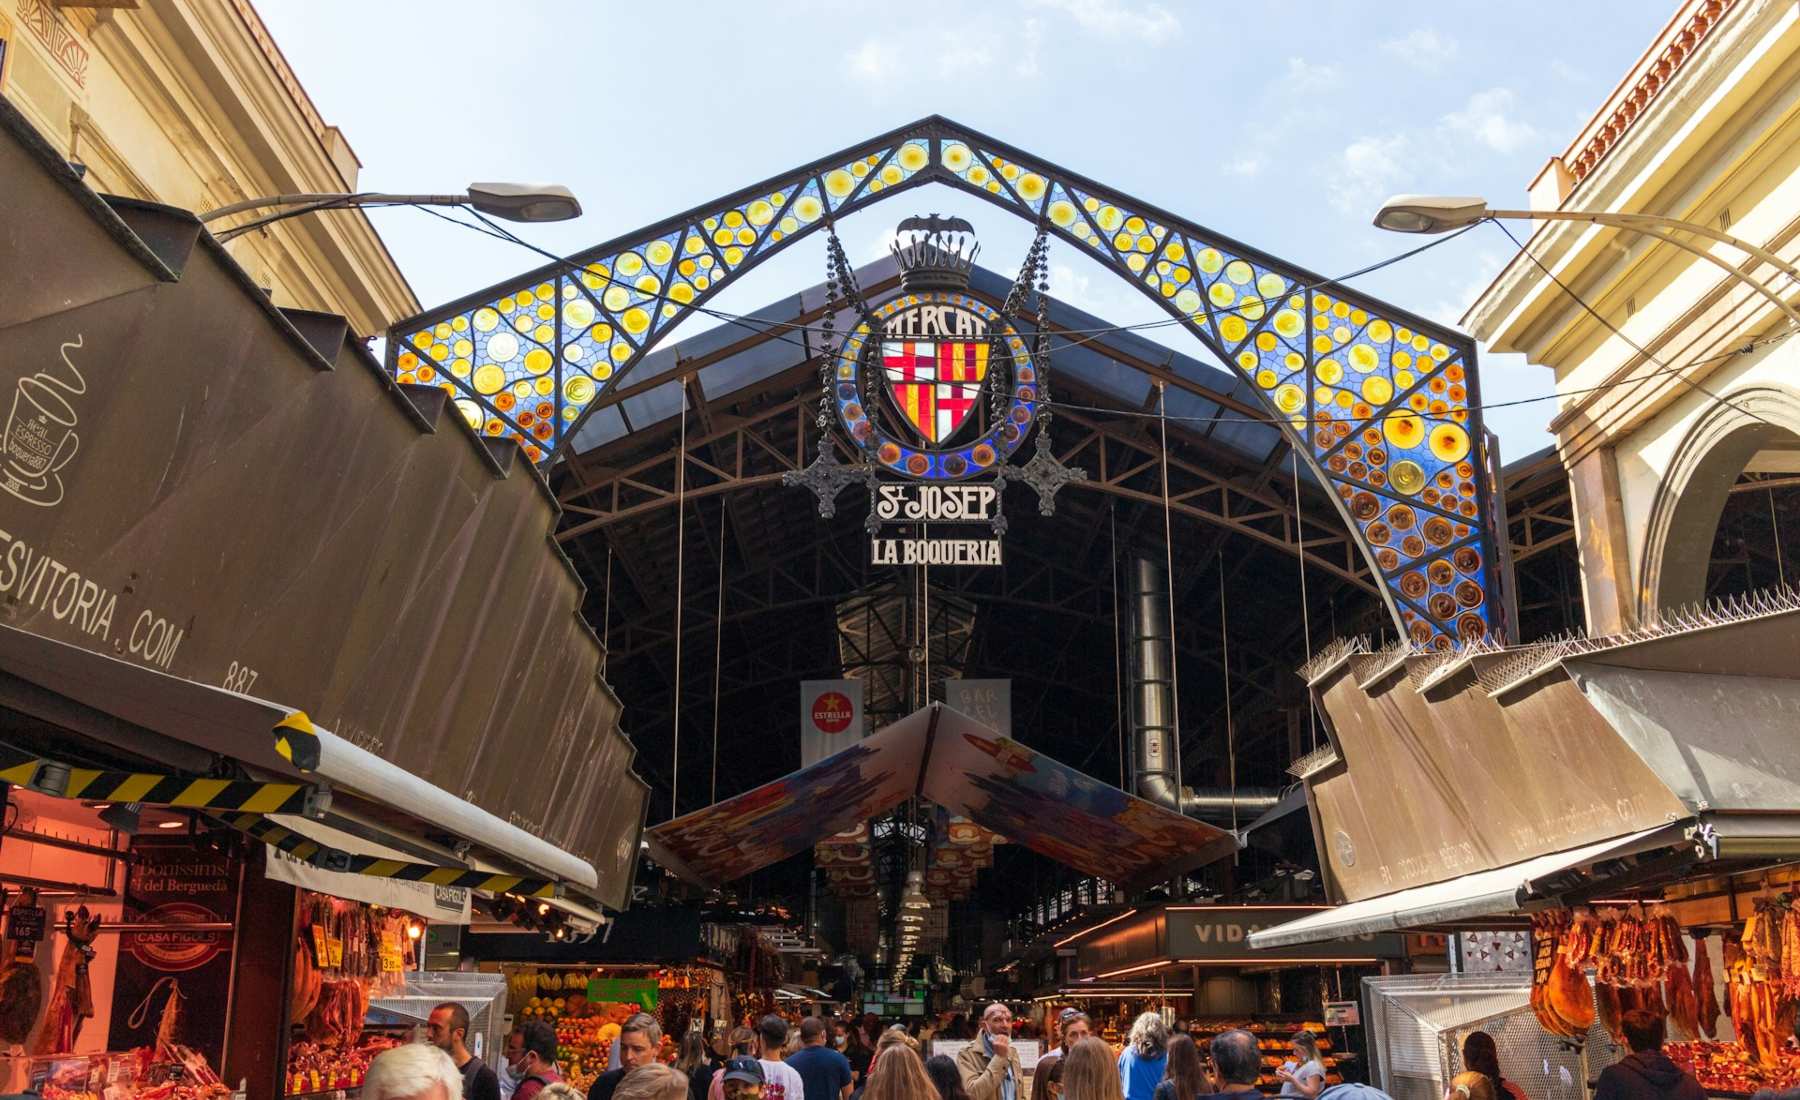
[863,1044,936,1100]
[1064,1039,1124,1100]
[615,1066,691,1100]
[1276,1031,1325,1099]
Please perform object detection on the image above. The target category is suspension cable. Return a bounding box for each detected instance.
[1157,381,1184,800]
[671,378,687,819]
[1111,500,1124,789]
[1219,548,1239,856]
[601,544,613,676]
[1772,488,1786,588]
[711,501,727,805]
[1293,455,1317,751]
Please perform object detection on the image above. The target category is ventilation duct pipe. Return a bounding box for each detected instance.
[1129,553,1280,822]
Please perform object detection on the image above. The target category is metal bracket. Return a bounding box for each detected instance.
[1685,820,1719,861]
[1016,429,1087,516]
[783,440,869,518]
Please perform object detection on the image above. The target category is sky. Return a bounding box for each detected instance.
[258,0,1673,458]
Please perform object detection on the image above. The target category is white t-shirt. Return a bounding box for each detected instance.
[761,1059,806,1100]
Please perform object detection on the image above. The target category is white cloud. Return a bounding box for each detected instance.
[1329,133,1415,215]
[843,40,899,85]
[1014,18,1044,79]
[845,20,1044,86]
[1025,0,1179,41]
[1225,155,1262,178]
[1380,28,1458,71]
[1442,88,1539,154]
[1283,56,1341,93]
[1425,249,1509,330]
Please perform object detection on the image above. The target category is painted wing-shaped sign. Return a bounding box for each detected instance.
[922,706,1239,887]
[645,707,929,886]
[649,704,1239,891]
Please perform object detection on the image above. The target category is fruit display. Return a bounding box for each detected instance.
[1666,1039,1800,1095]
[505,964,719,1088]
[285,1036,400,1095]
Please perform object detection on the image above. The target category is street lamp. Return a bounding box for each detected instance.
[1373,194,1800,327]
[201,182,582,241]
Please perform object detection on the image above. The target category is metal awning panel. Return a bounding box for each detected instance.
[0,624,601,892]
[1246,825,1681,949]
[1250,813,1800,949]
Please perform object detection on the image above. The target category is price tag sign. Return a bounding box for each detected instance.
[312,925,331,968]
[6,905,46,944]
[326,935,344,969]
[1323,1001,1360,1027]
[379,932,403,973]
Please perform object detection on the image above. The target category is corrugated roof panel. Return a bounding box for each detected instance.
[619,380,688,433]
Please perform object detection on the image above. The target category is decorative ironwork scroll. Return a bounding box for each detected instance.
[388,116,1504,648]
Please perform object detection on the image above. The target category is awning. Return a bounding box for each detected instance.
[0,624,600,895]
[1247,825,1685,949]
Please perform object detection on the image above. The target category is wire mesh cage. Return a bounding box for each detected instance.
[369,971,510,1061]
[1364,973,1608,1100]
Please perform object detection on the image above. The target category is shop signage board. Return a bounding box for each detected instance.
[586,977,658,1010]
[1076,906,1407,977]
[107,837,239,1070]
[262,823,472,923]
[944,679,1010,739]
[1164,907,1405,961]
[800,679,865,768]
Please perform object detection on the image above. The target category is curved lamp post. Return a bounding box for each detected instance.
[201,182,582,242]
[1373,194,1800,329]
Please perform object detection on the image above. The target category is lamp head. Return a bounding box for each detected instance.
[1373,195,1490,234]
[466,182,583,223]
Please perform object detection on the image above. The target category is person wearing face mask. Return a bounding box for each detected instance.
[507,1021,563,1100]
[956,1004,1023,1100]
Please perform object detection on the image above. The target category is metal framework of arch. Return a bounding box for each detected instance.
[1639,383,1800,619]
[388,116,1506,647]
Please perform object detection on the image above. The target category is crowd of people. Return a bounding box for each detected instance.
[350,997,1726,1100]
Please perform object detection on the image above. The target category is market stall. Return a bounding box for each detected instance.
[491,964,722,1092]
[0,787,259,1100]
[1523,874,1800,1097]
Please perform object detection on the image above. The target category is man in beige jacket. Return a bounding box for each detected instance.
[956,1004,1024,1100]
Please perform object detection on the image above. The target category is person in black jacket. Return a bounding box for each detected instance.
[1593,1011,1706,1100]
[428,1003,501,1100]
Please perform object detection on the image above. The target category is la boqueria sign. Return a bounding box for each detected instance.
[1075,906,1405,977]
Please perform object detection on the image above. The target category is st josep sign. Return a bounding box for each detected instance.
[786,215,1085,564]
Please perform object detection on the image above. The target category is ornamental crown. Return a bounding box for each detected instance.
[890,214,978,292]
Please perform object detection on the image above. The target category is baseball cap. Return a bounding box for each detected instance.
[724,1057,765,1085]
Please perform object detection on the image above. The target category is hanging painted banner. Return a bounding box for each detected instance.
[107,837,239,1070]
[800,679,865,768]
[944,680,1011,739]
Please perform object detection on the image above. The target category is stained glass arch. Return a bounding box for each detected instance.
[386,116,1507,649]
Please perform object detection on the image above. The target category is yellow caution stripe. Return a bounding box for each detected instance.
[0,746,309,814]
[218,813,555,898]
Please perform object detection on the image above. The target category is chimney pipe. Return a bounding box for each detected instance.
[1128,553,1280,821]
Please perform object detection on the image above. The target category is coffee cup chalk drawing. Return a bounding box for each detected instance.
[3,336,86,507]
